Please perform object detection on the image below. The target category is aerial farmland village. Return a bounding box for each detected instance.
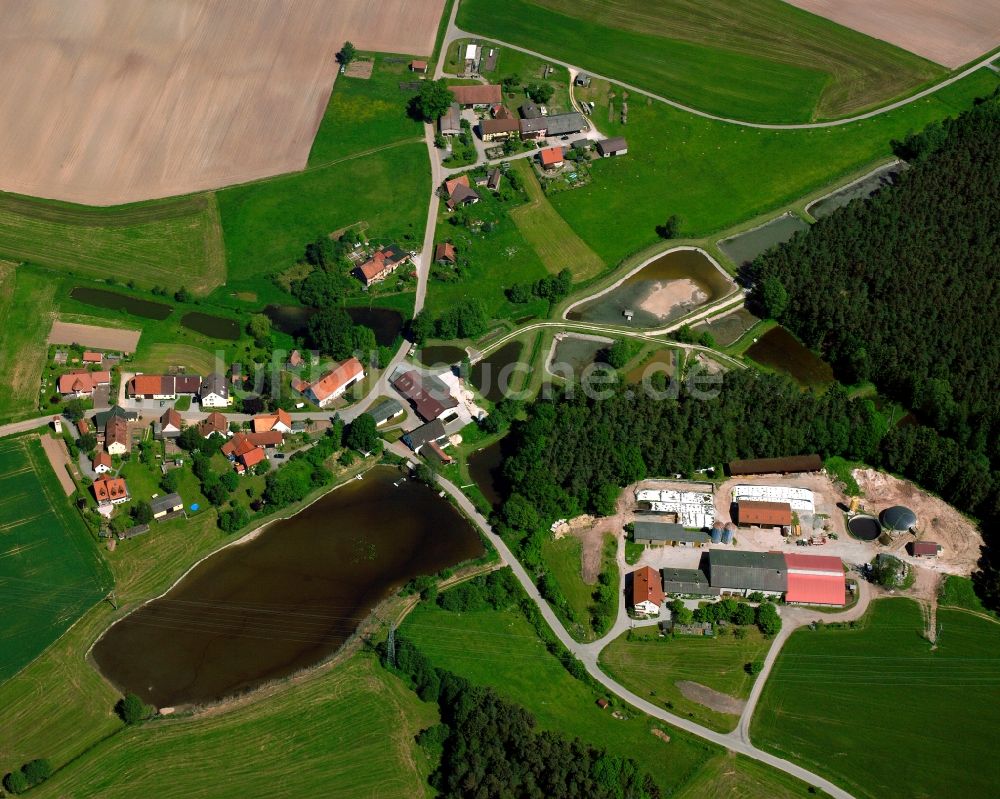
[1,0,999,796]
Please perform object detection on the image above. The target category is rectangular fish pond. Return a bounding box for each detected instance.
[744,326,833,390]
[70,286,172,320]
[718,213,810,268]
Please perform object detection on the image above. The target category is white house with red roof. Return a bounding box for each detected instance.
[630,565,664,615]
[302,357,365,408]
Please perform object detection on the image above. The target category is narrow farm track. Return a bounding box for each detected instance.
[444,0,999,130]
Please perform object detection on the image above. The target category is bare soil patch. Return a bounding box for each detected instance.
[0,0,444,205]
[854,468,982,575]
[47,321,141,352]
[345,60,375,79]
[783,0,1000,68]
[676,681,745,715]
[38,435,75,496]
[637,279,708,318]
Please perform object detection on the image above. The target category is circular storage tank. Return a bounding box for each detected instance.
[848,514,881,541]
[880,505,917,533]
[711,525,723,543]
[722,529,733,545]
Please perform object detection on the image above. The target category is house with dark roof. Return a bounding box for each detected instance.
[439,102,462,136]
[151,493,184,519]
[198,411,230,439]
[479,117,520,141]
[354,244,410,287]
[487,168,502,191]
[402,419,448,454]
[200,372,231,408]
[544,112,586,137]
[728,454,822,476]
[93,405,137,429]
[596,137,628,157]
[392,370,458,422]
[367,397,404,426]
[520,101,542,119]
[705,550,787,596]
[519,116,548,139]
[442,175,480,210]
[633,520,711,547]
[660,567,718,596]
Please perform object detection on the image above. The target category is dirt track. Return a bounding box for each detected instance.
[784,0,1000,69]
[38,435,75,496]
[0,0,444,205]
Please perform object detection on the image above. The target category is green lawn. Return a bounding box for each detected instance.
[402,601,713,793]
[0,435,112,682]
[30,654,435,799]
[673,751,817,799]
[752,599,1000,798]
[423,173,549,320]
[540,531,617,641]
[308,54,425,167]
[551,69,1000,266]
[458,0,943,123]
[218,143,430,289]
[600,624,773,732]
[508,159,606,279]
[0,191,225,295]
[0,265,57,423]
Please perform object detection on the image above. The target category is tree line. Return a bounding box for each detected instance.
[745,90,1000,606]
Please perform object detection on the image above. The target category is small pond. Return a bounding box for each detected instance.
[566,249,732,328]
[718,213,810,268]
[473,341,524,403]
[92,466,483,708]
[468,440,506,509]
[70,287,172,320]
[692,307,760,347]
[548,335,611,378]
[264,305,404,347]
[180,312,241,340]
[418,344,467,366]
[745,326,833,390]
[807,162,905,219]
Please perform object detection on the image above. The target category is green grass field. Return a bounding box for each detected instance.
[673,752,817,799]
[403,601,712,792]
[0,191,225,295]
[218,143,430,290]
[0,265,57,423]
[600,625,772,732]
[0,436,112,682]
[458,0,943,123]
[508,159,606,279]
[540,532,617,641]
[307,54,425,167]
[552,69,1000,266]
[752,599,1000,798]
[31,653,435,799]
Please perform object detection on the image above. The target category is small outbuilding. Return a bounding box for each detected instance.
[596,137,628,157]
[736,500,792,528]
[633,520,710,547]
[539,146,564,170]
[910,540,941,558]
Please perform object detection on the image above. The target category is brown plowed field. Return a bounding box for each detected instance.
[0,0,444,205]
[784,0,1000,69]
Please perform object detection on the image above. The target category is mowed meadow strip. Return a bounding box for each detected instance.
[0,266,57,423]
[30,655,436,799]
[0,191,226,295]
[508,159,605,279]
[0,436,112,683]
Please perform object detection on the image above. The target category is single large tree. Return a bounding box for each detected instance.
[337,41,356,66]
[409,80,455,122]
[345,414,379,454]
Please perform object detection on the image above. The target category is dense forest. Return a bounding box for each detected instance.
[495,372,885,568]
[745,90,1000,603]
[382,632,659,799]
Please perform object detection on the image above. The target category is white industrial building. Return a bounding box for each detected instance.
[635,489,715,529]
[731,485,815,513]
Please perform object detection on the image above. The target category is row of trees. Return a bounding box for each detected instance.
[505,268,573,307]
[381,635,661,798]
[408,299,489,345]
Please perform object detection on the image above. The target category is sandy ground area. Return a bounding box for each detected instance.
[47,321,141,352]
[853,468,982,575]
[676,680,745,715]
[0,0,444,205]
[783,0,1000,68]
[638,280,708,319]
[38,435,75,495]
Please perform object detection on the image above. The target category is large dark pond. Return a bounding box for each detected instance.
[180,312,241,340]
[807,162,905,219]
[92,467,483,708]
[70,287,172,320]
[745,326,833,390]
[473,341,524,403]
[566,249,732,328]
[468,441,505,509]
[418,344,467,366]
[718,213,810,268]
[264,305,404,347]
